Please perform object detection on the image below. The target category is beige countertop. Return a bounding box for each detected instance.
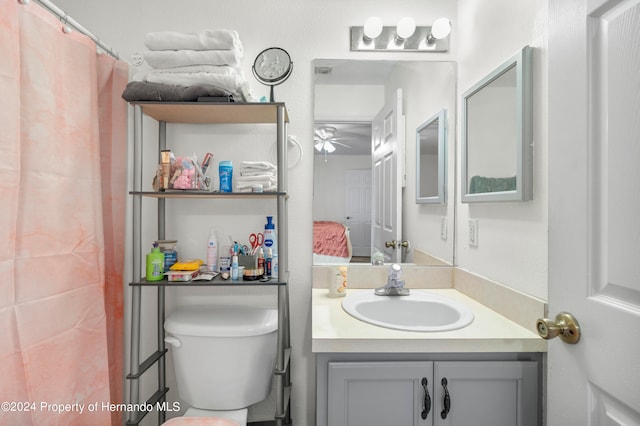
[312,288,547,353]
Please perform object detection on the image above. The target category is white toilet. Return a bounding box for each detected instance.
[164,304,278,425]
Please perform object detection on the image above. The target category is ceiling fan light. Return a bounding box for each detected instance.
[315,141,324,152]
[324,142,336,153]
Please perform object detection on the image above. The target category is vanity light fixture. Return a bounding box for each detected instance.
[351,16,451,52]
[363,17,383,41]
[427,17,451,44]
[395,17,416,43]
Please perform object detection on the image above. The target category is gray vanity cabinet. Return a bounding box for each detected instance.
[326,360,539,426]
[328,361,433,426]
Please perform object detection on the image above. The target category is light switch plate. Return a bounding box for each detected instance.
[440,217,448,240]
[469,219,479,247]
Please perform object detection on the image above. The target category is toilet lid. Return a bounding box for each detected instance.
[164,305,277,337]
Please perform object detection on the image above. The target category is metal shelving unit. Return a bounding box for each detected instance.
[126,102,292,426]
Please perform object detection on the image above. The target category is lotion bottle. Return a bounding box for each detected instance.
[263,216,277,254]
[206,228,218,272]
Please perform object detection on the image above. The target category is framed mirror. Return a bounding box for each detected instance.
[461,45,533,202]
[313,59,456,266]
[416,108,447,204]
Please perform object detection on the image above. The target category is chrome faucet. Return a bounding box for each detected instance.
[375,263,410,296]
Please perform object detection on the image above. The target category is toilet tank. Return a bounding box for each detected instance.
[164,305,278,410]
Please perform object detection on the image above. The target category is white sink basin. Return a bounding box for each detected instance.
[341,291,474,332]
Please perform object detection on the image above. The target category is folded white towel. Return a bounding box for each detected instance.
[144,49,243,69]
[141,72,244,92]
[133,65,240,80]
[241,161,277,170]
[237,175,277,183]
[237,181,278,191]
[145,30,243,52]
[240,170,276,177]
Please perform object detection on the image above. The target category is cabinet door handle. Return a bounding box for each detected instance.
[421,377,431,419]
[440,377,451,419]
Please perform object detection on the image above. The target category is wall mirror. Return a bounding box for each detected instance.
[461,45,533,202]
[416,108,447,204]
[312,59,456,266]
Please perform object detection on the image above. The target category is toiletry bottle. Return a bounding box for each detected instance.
[219,245,232,272]
[263,216,277,254]
[146,243,165,282]
[257,247,265,277]
[231,254,239,281]
[265,248,273,277]
[219,160,233,192]
[160,150,172,191]
[272,252,278,279]
[206,228,218,272]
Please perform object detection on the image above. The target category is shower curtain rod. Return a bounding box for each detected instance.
[25,0,120,59]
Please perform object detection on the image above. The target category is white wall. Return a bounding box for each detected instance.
[51,1,458,425]
[456,0,549,300]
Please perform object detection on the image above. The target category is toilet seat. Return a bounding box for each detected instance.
[184,406,247,425]
[162,415,240,426]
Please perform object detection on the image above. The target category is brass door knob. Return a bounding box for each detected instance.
[385,240,397,248]
[536,312,580,344]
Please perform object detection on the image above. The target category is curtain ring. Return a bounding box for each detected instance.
[61,14,72,34]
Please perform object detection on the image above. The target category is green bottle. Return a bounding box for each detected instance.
[146,243,165,282]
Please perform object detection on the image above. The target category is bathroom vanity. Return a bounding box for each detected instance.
[312,266,546,426]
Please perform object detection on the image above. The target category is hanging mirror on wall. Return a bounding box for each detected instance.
[416,108,447,204]
[312,59,456,266]
[461,45,533,202]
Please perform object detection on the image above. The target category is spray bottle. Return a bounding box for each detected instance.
[231,253,239,281]
[207,228,218,272]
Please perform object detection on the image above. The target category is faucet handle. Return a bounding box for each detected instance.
[388,263,403,281]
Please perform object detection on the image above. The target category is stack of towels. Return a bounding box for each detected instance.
[236,161,278,192]
[122,29,253,102]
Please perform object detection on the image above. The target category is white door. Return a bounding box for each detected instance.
[371,88,404,263]
[548,0,640,424]
[345,169,371,257]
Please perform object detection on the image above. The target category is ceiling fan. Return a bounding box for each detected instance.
[314,125,352,154]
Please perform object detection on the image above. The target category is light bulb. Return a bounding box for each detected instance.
[428,18,451,42]
[363,17,383,40]
[396,17,416,41]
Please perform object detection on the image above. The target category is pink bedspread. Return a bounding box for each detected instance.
[313,221,350,258]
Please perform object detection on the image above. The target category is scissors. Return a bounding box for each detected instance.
[249,233,264,253]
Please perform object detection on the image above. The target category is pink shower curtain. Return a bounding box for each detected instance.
[0,1,128,425]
